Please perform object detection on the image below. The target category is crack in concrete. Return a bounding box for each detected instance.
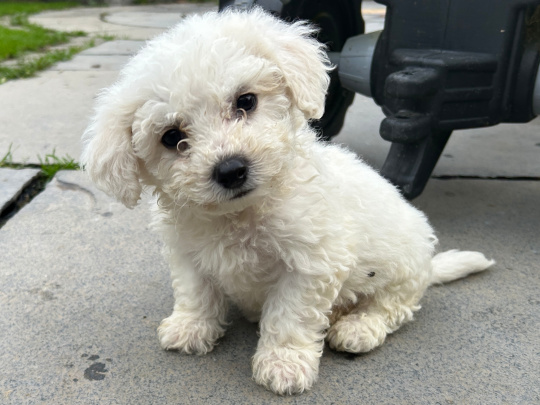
[433,175,540,181]
[0,174,46,229]
[55,177,98,207]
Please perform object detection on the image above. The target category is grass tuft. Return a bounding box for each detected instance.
[0,144,17,167]
[1,144,80,180]
[38,150,80,180]
[0,2,79,18]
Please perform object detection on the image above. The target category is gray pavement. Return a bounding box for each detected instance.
[0,2,539,404]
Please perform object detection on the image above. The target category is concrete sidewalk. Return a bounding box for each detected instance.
[0,3,539,404]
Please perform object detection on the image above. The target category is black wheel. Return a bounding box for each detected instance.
[219,0,365,140]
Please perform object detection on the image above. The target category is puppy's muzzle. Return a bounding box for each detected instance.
[212,156,249,190]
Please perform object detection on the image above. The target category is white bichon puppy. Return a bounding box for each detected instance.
[82,8,494,395]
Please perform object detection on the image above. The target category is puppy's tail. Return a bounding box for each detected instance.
[430,250,495,285]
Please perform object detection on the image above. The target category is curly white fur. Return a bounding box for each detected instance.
[81,8,495,395]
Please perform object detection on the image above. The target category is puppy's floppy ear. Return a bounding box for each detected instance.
[273,19,332,120]
[81,84,142,208]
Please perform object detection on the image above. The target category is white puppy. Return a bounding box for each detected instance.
[82,8,494,395]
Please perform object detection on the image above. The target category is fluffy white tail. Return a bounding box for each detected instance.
[430,250,495,285]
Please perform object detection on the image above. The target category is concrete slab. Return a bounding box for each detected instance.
[52,54,133,72]
[435,119,540,177]
[30,4,218,41]
[79,40,144,56]
[0,70,119,164]
[0,171,538,403]
[103,11,186,29]
[32,10,163,41]
[333,95,540,177]
[52,41,145,71]
[0,168,41,213]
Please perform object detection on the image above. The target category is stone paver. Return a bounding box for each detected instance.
[0,70,118,164]
[30,4,218,40]
[52,53,133,72]
[0,168,41,213]
[51,39,143,73]
[79,40,144,56]
[333,95,540,177]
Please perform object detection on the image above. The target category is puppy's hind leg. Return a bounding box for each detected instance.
[326,288,423,354]
[158,254,228,355]
[327,250,494,353]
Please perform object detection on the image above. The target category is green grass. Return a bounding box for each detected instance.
[0,11,85,62]
[0,145,17,168]
[0,1,92,83]
[38,150,80,179]
[0,21,84,61]
[1,144,80,180]
[0,40,94,83]
[0,2,79,18]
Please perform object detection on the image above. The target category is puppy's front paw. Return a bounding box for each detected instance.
[158,311,225,355]
[252,347,319,395]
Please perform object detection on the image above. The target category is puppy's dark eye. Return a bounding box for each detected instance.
[161,128,187,150]
[236,93,257,112]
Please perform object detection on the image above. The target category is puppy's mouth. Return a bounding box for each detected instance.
[231,189,254,200]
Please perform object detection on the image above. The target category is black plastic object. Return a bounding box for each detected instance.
[371,0,540,198]
[219,0,364,140]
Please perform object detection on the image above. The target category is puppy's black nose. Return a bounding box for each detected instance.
[213,156,249,189]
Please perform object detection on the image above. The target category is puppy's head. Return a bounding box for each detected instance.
[81,8,331,211]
